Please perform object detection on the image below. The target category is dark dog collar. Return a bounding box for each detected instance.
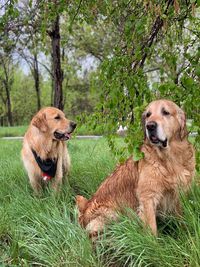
[31,149,57,180]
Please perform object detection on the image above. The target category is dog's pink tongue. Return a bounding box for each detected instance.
[65,133,71,139]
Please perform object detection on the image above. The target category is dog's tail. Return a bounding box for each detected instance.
[76,195,88,213]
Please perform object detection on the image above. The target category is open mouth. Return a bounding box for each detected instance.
[54,131,72,141]
[149,135,167,148]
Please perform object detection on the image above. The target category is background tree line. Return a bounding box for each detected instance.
[0,0,199,164]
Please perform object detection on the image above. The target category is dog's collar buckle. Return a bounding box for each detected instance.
[42,173,52,181]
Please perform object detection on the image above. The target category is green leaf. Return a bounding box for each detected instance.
[133,148,144,162]
[195,66,200,77]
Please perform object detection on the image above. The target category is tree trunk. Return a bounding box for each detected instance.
[49,15,63,110]
[33,53,41,110]
[2,58,13,126]
[50,57,54,106]
[4,81,13,126]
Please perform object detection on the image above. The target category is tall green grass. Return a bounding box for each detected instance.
[0,138,200,266]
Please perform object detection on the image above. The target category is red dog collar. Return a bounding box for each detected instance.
[42,173,52,181]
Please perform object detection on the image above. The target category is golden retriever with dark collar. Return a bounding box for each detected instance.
[22,107,76,193]
[76,99,195,237]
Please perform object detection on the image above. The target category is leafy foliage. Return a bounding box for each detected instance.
[77,1,200,164]
[0,0,199,164]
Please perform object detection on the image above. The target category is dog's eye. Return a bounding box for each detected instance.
[54,115,61,120]
[146,112,151,118]
[162,109,170,116]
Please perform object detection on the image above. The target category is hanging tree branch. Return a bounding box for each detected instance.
[132,0,174,71]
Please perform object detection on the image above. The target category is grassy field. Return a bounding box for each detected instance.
[0,126,28,137]
[0,124,104,138]
[0,138,200,267]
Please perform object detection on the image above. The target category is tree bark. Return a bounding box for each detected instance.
[5,81,13,126]
[1,58,13,126]
[49,15,63,110]
[50,57,54,106]
[33,53,41,110]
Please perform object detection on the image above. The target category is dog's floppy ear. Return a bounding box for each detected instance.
[76,195,88,213]
[177,107,187,140]
[32,112,48,132]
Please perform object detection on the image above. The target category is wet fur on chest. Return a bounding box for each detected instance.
[137,140,195,221]
[140,140,195,188]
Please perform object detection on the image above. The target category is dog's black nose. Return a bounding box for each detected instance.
[70,121,77,129]
[146,121,157,131]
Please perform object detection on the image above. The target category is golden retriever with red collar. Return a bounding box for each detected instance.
[22,107,76,193]
[76,99,195,237]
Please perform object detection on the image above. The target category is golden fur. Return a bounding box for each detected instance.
[76,99,195,236]
[22,107,76,193]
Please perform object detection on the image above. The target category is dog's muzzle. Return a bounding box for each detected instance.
[146,121,167,148]
[54,121,77,141]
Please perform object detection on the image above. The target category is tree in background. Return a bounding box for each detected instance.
[0,0,199,166]
[0,0,44,116]
[0,53,14,126]
[16,0,43,111]
[77,0,199,164]
[47,6,63,110]
[0,1,18,126]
